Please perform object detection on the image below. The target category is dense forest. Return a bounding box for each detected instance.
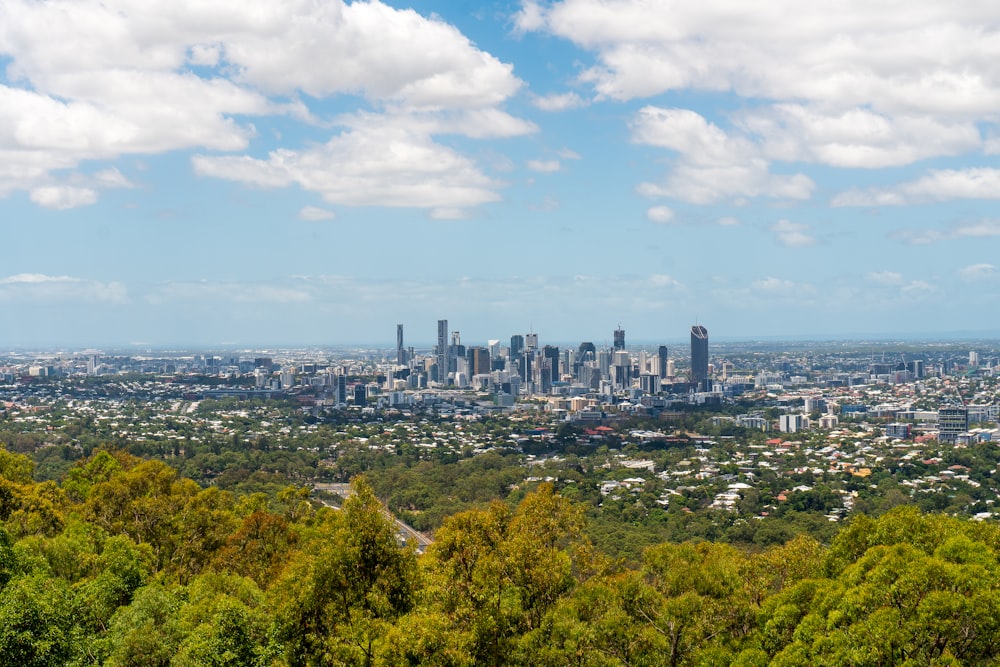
[3,445,1000,666]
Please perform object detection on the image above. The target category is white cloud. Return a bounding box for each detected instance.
[91,168,132,189]
[522,0,1000,206]
[298,206,336,221]
[834,168,1000,206]
[866,271,904,286]
[513,0,546,33]
[531,92,587,111]
[193,117,502,210]
[959,263,996,281]
[0,0,527,210]
[557,148,582,160]
[429,207,468,220]
[737,105,980,168]
[526,159,561,173]
[639,161,814,205]
[632,106,814,204]
[770,220,816,247]
[716,216,740,226]
[646,206,674,223]
[0,273,127,303]
[523,1,1000,117]
[29,185,98,210]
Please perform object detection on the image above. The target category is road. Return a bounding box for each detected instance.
[312,482,434,553]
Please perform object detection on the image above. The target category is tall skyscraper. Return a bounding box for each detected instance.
[525,332,539,351]
[396,324,405,365]
[437,319,449,384]
[691,325,709,385]
[543,345,560,384]
[657,345,669,379]
[613,327,625,350]
[510,335,524,360]
[469,346,490,376]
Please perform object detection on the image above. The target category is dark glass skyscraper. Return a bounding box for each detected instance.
[657,345,669,379]
[690,325,708,385]
[613,327,625,350]
[510,334,524,360]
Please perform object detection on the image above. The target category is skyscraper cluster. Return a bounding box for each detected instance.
[389,321,710,397]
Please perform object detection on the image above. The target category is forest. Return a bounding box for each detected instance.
[3,445,1000,666]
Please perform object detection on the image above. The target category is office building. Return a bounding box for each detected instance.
[938,406,969,443]
[510,335,524,360]
[437,319,449,384]
[613,327,625,350]
[396,324,405,365]
[690,325,709,385]
[469,346,490,376]
[543,345,560,384]
[657,346,669,379]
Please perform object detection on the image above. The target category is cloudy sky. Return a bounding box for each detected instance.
[2,0,999,347]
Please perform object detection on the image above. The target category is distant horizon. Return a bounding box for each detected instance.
[3,329,1000,355]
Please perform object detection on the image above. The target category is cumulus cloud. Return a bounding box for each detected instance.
[834,169,1000,207]
[632,106,814,204]
[891,219,1000,245]
[646,206,674,223]
[522,0,1000,207]
[526,159,561,173]
[531,91,587,111]
[29,185,98,210]
[770,220,816,247]
[193,118,503,211]
[521,0,1000,116]
[737,105,980,168]
[298,206,335,221]
[0,0,528,211]
[0,273,127,303]
[959,263,997,281]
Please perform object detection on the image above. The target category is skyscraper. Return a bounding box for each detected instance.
[543,345,560,384]
[657,345,669,379]
[396,324,405,365]
[613,326,625,350]
[437,319,449,384]
[691,325,709,385]
[510,335,524,360]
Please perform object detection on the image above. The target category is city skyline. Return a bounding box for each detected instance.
[3,1,1000,347]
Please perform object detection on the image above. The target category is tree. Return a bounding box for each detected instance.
[271,476,418,666]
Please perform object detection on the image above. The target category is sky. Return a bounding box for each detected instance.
[2,0,1000,348]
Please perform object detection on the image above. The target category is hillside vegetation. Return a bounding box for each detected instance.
[2,446,1000,666]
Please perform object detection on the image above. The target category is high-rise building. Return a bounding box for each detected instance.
[510,335,524,360]
[396,324,405,365]
[543,345,560,384]
[525,332,539,351]
[469,346,490,376]
[336,374,347,405]
[690,325,709,385]
[437,319,449,384]
[613,327,625,350]
[657,345,669,379]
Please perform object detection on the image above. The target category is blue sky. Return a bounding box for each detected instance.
[1,0,999,347]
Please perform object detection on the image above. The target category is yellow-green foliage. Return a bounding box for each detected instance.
[4,446,1000,666]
